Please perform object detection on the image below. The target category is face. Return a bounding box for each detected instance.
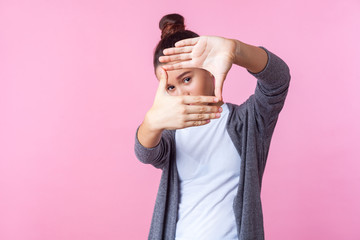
[155,65,215,97]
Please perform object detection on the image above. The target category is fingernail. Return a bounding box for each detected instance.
[218,107,223,113]
[214,98,219,102]
[216,113,221,118]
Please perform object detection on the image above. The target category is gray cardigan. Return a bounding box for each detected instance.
[134,47,291,240]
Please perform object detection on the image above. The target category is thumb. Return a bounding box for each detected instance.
[214,73,226,101]
[156,67,168,95]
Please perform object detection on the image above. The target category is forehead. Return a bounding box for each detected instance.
[155,65,195,81]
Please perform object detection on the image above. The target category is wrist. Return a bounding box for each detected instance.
[144,110,164,133]
[138,113,163,149]
[231,39,245,67]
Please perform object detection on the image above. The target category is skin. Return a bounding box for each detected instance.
[154,65,224,107]
[137,37,268,148]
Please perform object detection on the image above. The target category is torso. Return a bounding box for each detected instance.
[175,103,241,240]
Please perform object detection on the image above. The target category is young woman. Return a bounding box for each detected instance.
[134,13,291,240]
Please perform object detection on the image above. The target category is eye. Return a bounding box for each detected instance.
[167,85,175,91]
[183,77,191,83]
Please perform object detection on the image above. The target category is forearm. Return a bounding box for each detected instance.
[137,115,163,148]
[231,39,268,74]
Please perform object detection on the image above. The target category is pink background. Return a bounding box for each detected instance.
[1,0,359,239]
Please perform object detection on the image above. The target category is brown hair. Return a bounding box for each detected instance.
[153,13,199,74]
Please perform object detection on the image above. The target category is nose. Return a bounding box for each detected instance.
[177,87,190,96]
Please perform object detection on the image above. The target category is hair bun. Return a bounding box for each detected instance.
[159,13,185,39]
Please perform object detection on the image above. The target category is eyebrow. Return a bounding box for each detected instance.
[176,71,192,81]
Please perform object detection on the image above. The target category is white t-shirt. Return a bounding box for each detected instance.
[175,103,241,240]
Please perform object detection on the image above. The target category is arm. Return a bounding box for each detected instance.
[230,41,291,176]
[134,126,171,170]
[231,40,268,74]
[249,46,291,138]
[231,40,291,108]
[241,45,291,174]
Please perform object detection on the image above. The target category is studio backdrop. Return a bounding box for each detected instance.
[1,0,359,239]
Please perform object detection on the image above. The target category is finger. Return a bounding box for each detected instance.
[214,74,227,101]
[159,53,192,63]
[184,105,222,114]
[184,112,221,121]
[162,61,192,71]
[181,95,219,105]
[175,37,200,47]
[183,120,210,128]
[163,46,193,55]
[156,67,168,95]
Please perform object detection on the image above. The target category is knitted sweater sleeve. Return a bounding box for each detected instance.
[134,126,174,170]
[247,46,291,172]
[250,47,290,135]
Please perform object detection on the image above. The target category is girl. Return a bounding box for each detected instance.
[135,13,290,240]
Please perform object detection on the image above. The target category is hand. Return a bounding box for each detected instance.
[159,36,237,101]
[145,67,222,131]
